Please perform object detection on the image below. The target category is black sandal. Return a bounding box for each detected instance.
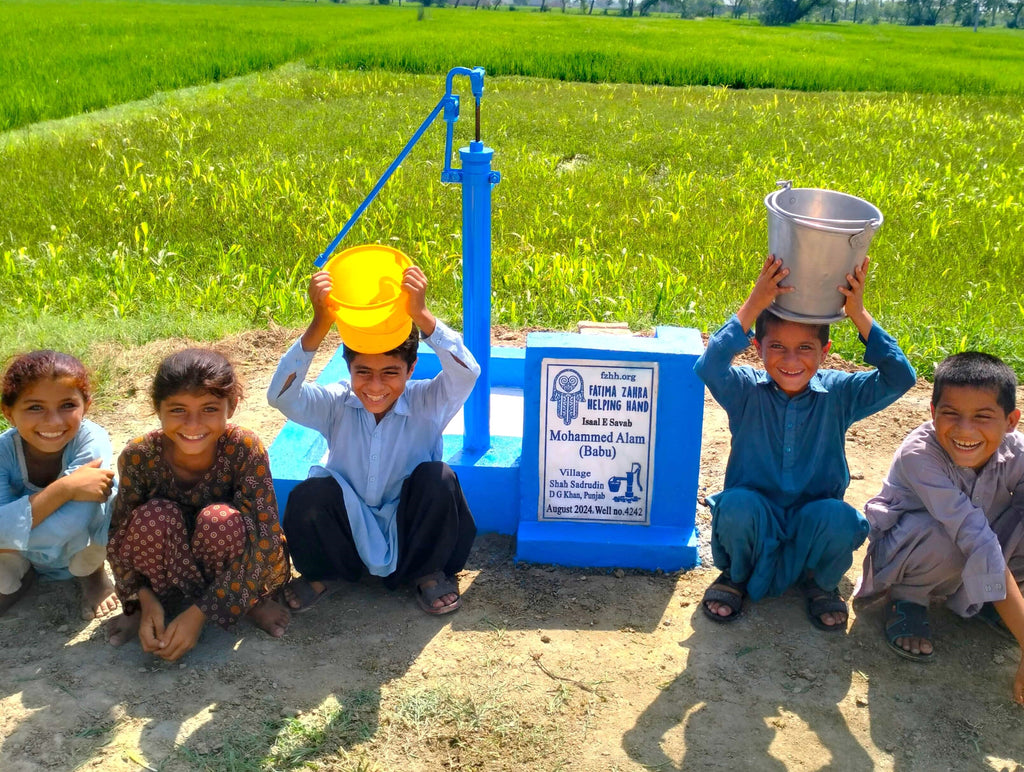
[701,571,746,623]
[801,579,848,633]
[885,599,934,662]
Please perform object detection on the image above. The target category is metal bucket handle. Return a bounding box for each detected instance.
[849,219,880,250]
[773,180,880,244]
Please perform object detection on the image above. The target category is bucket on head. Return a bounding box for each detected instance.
[324,244,413,354]
[765,182,883,324]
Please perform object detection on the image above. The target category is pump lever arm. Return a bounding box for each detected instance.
[315,94,450,267]
[315,66,486,269]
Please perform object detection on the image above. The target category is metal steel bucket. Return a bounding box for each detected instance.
[765,181,883,324]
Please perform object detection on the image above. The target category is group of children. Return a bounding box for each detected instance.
[0,252,1021,704]
[696,255,1024,705]
[0,263,479,663]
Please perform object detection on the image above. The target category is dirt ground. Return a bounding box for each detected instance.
[1,326,1023,772]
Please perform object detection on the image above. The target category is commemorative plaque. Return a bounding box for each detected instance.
[538,358,657,525]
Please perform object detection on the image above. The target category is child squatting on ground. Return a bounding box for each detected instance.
[104,349,291,662]
[0,350,119,620]
[268,263,480,616]
[855,352,1024,704]
[695,255,917,630]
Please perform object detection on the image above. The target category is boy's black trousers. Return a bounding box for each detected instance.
[282,461,476,588]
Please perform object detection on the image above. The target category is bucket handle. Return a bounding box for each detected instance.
[776,179,793,191]
[849,219,881,250]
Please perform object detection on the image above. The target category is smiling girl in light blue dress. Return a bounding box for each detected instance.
[0,350,119,619]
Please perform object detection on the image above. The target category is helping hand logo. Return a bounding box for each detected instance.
[550,368,585,426]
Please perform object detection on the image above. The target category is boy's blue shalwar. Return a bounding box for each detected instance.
[0,420,116,580]
[695,315,916,600]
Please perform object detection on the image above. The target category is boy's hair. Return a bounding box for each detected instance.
[754,309,830,347]
[151,348,244,409]
[342,324,420,371]
[2,350,92,407]
[932,351,1017,415]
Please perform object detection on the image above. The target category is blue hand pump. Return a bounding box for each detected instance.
[315,67,500,454]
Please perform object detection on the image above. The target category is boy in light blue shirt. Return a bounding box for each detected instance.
[268,264,479,616]
[695,255,915,631]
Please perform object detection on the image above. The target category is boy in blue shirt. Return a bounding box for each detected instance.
[695,255,916,631]
[268,264,480,616]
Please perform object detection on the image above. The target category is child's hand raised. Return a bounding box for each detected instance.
[737,255,794,332]
[308,271,334,321]
[403,265,436,337]
[64,459,115,502]
[300,271,336,353]
[838,256,875,340]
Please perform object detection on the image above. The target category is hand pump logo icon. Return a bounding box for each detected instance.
[550,369,585,426]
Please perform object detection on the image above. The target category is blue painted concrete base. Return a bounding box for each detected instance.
[441,433,521,534]
[515,326,705,572]
[516,520,699,571]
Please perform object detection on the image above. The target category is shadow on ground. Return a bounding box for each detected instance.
[623,576,873,771]
[0,533,680,770]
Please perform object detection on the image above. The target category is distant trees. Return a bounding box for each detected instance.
[902,0,947,23]
[730,0,751,15]
[1008,0,1024,25]
[760,0,831,23]
[417,0,1024,24]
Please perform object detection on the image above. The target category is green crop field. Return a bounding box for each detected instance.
[3,0,1024,132]
[3,62,1023,379]
[2,0,1023,386]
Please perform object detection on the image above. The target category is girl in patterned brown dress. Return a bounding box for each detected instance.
[105,349,290,661]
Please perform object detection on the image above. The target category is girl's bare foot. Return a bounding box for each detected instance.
[106,611,141,647]
[245,597,290,637]
[78,567,120,620]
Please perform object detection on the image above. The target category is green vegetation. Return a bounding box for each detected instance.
[4,0,1024,132]
[178,692,382,771]
[3,66,1022,376]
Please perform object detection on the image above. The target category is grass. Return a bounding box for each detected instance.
[2,66,1022,378]
[386,681,566,767]
[177,692,382,771]
[4,1,1024,132]
[169,680,575,770]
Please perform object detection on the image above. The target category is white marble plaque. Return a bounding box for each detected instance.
[539,359,657,524]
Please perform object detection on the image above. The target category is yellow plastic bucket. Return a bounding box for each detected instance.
[324,244,413,354]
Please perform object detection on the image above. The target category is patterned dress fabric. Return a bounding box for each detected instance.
[118,500,246,605]
[107,425,288,628]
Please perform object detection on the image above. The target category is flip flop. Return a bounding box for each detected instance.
[801,579,848,633]
[0,566,36,616]
[701,571,746,623]
[415,571,461,616]
[884,599,934,663]
[283,578,341,614]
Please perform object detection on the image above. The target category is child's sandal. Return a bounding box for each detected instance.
[801,579,848,633]
[884,599,934,663]
[701,572,746,623]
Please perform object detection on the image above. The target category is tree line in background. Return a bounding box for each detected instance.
[373,0,1024,26]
